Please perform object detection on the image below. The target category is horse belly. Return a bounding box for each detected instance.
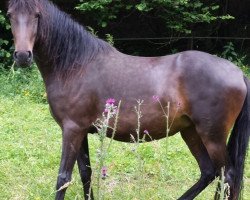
[105,110,192,142]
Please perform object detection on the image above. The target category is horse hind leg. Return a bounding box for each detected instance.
[77,135,94,200]
[195,125,236,200]
[178,126,216,200]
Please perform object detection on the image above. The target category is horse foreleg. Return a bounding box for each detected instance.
[55,122,86,200]
[77,134,94,200]
[178,126,216,200]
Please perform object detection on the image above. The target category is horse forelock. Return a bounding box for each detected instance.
[8,0,43,13]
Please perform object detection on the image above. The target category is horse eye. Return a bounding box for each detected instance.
[35,13,40,18]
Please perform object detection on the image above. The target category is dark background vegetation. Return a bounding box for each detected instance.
[0,0,250,66]
[0,2,249,199]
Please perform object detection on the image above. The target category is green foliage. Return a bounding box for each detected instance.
[105,33,114,46]
[77,0,119,28]
[86,26,114,45]
[0,10,11,68]
[0,10,10,29]
[76,0,234,34]
[221,42,250,76]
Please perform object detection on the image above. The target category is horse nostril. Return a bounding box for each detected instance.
[14,51,33,66]
[14,51,18,60]
[27,51,32,59]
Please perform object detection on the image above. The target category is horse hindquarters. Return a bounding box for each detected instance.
[177,59,247,199]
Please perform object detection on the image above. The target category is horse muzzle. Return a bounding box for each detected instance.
[14,50,33,67]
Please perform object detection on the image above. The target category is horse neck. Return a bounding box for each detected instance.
[33,1,112,80]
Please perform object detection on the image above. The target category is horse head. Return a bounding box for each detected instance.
[8,0,41,67]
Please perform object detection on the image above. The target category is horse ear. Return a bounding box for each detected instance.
[5,1,10,12]
[35,12,41,18]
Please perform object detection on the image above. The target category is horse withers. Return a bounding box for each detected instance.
[7,0,250,199]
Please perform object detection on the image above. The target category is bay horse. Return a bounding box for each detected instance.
[7,0,249,199]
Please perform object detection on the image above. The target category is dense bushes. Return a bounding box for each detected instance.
[76,0,233,34]
[221,42,250,76]
[0,10,11,68]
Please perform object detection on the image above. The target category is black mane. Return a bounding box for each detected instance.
[9,0,114,73]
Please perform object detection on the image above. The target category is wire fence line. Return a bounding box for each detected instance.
[114,36,250,41]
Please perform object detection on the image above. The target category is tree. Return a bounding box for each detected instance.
[76,0,233,34]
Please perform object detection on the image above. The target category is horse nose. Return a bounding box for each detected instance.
[14,51,32,60]
[14,51,33,66]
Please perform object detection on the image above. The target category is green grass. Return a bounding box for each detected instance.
[0,68,249,199]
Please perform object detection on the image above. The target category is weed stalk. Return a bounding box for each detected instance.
[91,99,121,200]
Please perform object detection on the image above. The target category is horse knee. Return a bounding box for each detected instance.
[80,165,92,181]
[56,171,72,190]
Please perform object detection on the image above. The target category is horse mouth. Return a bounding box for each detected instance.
[14,55,33,68]
[15,59,33,67]
[13,50,33,67]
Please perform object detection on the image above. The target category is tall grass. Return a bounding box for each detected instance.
[0,65,46,103]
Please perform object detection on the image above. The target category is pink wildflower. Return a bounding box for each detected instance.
[152,95,159,102]
[104,108,109,113]
[106,98,116,105]
[144,130,149,135]
[101,166,108,179]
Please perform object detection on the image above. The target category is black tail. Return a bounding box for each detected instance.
[227,76,250,199]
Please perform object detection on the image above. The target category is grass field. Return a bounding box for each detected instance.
[0,68,249,200]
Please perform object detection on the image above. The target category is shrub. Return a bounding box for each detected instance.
[0,10,12,68]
